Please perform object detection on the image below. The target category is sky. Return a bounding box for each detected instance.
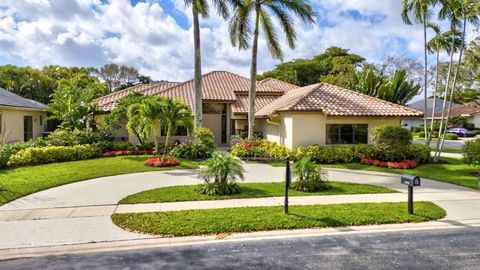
[0,0,477,83]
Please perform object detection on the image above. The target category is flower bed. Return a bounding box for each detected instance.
[361,159,417,169]
[144,157,181,167]
[103,150,153,157]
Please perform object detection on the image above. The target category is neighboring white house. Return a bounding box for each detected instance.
[94,71,422,149]
[402,98,459,129]
[0,88,48,143]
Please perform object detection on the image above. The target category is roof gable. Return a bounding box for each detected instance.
[0,88,47,110]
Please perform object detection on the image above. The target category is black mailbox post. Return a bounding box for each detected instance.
[401,174,421,214]
[285,157,291,214]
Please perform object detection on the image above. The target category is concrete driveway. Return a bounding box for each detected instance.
[0,163,479,252]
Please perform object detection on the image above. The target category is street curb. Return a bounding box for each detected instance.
[1,218,479,261]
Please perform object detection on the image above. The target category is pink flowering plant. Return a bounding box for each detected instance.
[144,157,181,167]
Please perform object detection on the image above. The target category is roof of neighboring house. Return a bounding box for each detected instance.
[256,83,423,117]
[0,87,47,110]
[95,82,180,111]
[436,104,480,118]
[258,78,300,93]
[407,98,458,117]
[467,99,480,109]
[232,95,281,114]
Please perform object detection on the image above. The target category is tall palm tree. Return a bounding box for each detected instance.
[229,0,316,139]
[184,0,236,130]
[425,23,462,146]
[160,98,194,159]
[402,0,436,142]
[434,0,480,160]
[126,96,165,149]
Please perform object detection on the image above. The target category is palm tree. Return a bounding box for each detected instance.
[229,0,316,139]
[402,0,436,142]
[184,0,237,130]
[434,0,480,160]
[425,23,462,146]
[126,96,165,149]
[160,98,194,159]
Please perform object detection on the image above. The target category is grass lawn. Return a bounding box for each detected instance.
[112,202,445,236]
[119,182,397,204]
[0,156,199,206]
[269,158,480,190]
[429,146,463,154]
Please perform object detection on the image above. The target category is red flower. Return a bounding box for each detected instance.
[144,157,180,167]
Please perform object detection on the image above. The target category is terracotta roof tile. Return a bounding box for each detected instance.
[467,100,480,109]
[256,83,423,117]
[258,78,299,92]
[434,104,480,117]
[232,95,281,114]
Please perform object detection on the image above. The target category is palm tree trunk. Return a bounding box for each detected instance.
[153,123,159,155]
[434,25,456,162]
[247,6,261,140]
[193,8,203,130]
[163,129,170,160]
[437,16,467,155]
[427,50,440,146]
[423,17,429,143]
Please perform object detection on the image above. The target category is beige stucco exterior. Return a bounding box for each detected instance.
[260,112,401,149]
[0,106,47,143]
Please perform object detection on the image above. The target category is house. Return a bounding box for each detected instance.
[402,98,459,129]
[94,71,422,148]
[440,102,480,128]
[0,88,48,143]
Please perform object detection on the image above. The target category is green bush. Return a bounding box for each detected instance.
[7,145,102,167]
[445,133,458,140]
[474,129,480,135]
[405,144,431,163]
[417,131,426,138]
[0,139,46,167]
[196,152,244,196]
[431,131,439,139]
[464,138,480,168]
[291,157,330,192]
[113,141,135,150]
[412,126,423,133]
[295,145,354,164]
[372,126,412,162]
[46,129,113,151]
[171,128,216,160]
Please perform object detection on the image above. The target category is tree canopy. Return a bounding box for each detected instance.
[257,47,365,88]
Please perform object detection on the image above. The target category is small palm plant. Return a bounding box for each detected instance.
[196,151,245,196]
[291,157,330,192]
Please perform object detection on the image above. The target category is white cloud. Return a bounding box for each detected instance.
[0,0,477,82]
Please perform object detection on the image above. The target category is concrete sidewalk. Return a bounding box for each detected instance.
[0,163,479,252]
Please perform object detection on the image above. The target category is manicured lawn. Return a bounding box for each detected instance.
[269,158,480,190]
[112,202,445,236]
[429,146,463,154]
[0,156,199,206]
[119,182,397,204]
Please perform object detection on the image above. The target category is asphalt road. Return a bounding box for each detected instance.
[2,228,479,270]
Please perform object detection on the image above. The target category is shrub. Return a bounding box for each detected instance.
[0,139,47,167]
[431,131,439,139]
[417,131,426,138]
[196,152,244,196]
[412,126,423,133]
[113,141,135,151]
[464,138,480,168]
[291,157,330,192]
[474,129,480,135]
[295,145,354,164]
[445,133,458,140]
[372,126,412,162]
[361,159,417,169]
[46,129,113,151]
[103,150,153,157]
[7,145,101,167]
[405,144,431,163]
[170,128,216,160]
[144,157,180,167]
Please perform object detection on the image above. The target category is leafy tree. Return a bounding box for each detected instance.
[351,66,421,105]
[92,64,145,92]
[230,0,316,139]
[184,0,237,130]
[47,74,107,130]
[160,98,193,159]
[126,96,165,148]
[377,55,425,86]
[104,92,146,142]
[258,47,365,87]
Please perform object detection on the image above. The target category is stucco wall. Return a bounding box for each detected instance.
[0,107,46,143]
[470,113,480,128]
[261,112,402,149]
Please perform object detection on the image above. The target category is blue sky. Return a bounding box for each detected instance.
[0,0,471,84]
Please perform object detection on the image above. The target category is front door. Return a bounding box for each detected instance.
[24,116,33,142]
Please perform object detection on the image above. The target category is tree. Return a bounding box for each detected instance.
[126,96,165,148]
[184,0,237,130]
[47,74,107,130]
[425,23,462,145]
[376,55,425,86]
[230,0,316,139]
[258,46,365,87]
[351,66,421,105]
[93,64,143,92]
[104,92,146,142]
[160,98,193,159]
[402,0,436,141]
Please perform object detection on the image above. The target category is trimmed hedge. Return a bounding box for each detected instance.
[7,145,102,167]
[464,138,480,167]
[445,133,458,140]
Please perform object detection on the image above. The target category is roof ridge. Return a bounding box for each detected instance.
[93,83,155,102]
[286,83,322,111]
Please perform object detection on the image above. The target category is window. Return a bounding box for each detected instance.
[326,124,368,144]
[40,115,43,126]
[230,119,248,138]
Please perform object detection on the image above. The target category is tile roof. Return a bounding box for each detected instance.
[232,94,282,114]
[0,88,47,110]
[258,78,299,93]
[408,98,458,118]
[95,83,179,111]
[467,100,480,109]
[434,104,480,117]
[256,83,423,117]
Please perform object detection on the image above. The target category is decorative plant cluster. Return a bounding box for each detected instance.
[231,139,293,160]
[170,128,216,160]
[291,157,330,192]
[144,157,181,167]
[361,159,418,169]
[7,145,102,167]
[103,150,153,157]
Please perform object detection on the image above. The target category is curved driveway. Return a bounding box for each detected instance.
[0,163,479,250]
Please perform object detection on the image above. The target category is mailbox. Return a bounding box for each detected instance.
[401,174,421,187]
